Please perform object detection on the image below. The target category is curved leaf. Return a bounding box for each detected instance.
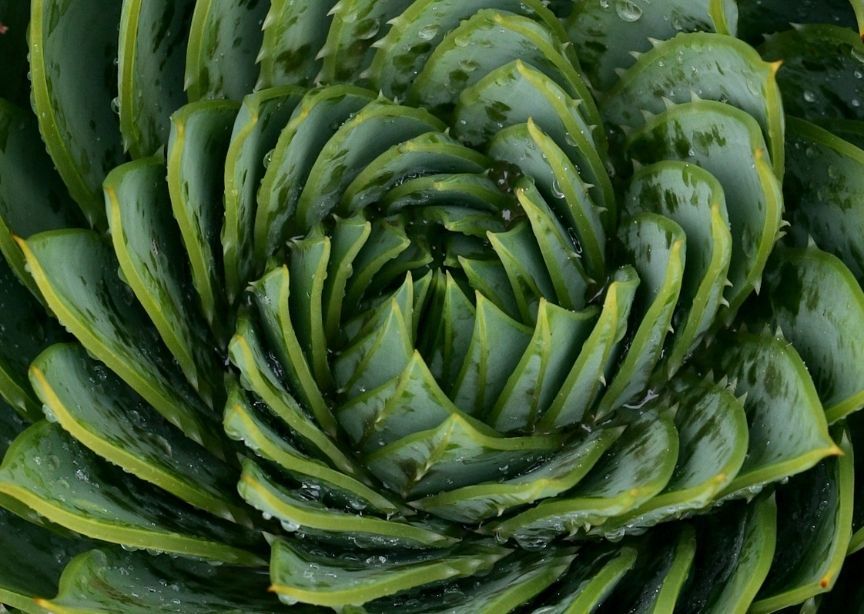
[709,333,839,499]
[751,427,853,613]
[625,161,732,376]
[167,100,238,336]
[269,538,509,608]
[42,548,283,614]
[0,422,265,565]
[604,32,784,175]
[30,343,248,523]
[257,0,336,88]
[223,86,304,303]
[255,85,375,261]
[29,0,124,227]
[184,0,267,101]
[369,0,567,99]
[118,0,195,157]
[628,100,783,320]
[239,459,456,549]
[19,230,222,452]
[783,117,864,281]
[105,157,218,403]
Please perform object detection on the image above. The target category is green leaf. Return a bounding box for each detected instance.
[380,173,510,215]
[287,229,334,391]
[367,412,560,499]
[362,550,577,614]
[333,293,414,402]
[369,0,567,100]
[597,525,697,613]
[248,266,332,434]
[627,100,783,320]
[239,459,456,549]
[488,122,607,276]
[625,161,732,376]
[454,60,615,223]
[566,0,736,89]
[763,247,864,423]
[487,220,557,324]
[321,0,416,84]
[223,86,305,304]
[422,272,476,386]
[341,132,489,214]
[596,212,686,417]
[598,374,748,536]
[458,256,522,320]
[514,179,591,311]
[184,0,267,101]
[488,300,596,432]
[0,422,265,565]
[414,426,623,523]
[293,100,445,232]
[30,343,248,524]
[0,507,90,613]
[532,546,637,614]
[117,0,196,157]
[19,230,222,453]
[751,427,854,613]
[604,32,785,176]
[0,100,84,295]
[708,333,840,499]
[29,0,124,227]
[104,157,218,404]
[491,409,678,546]
[255,85,375,264]
[224,382,399,515]
[677,495,777,614]
[257,0,336,88]
[408,9,592,118]
[229,312,355,474]
[761,25,864,123]
[167,100,238,336]
[538,267,640,429]
[342,218,412,309]
[451,293,532,415]
[43,548,285,614]
[268,538,509,608]
[0,257,67,422]
[783,117,864,282]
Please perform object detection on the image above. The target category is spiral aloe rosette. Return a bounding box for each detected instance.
[1,0,864,612]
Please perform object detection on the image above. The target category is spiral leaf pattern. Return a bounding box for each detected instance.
[0,0,863,612]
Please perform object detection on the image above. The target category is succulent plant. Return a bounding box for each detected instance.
[0,0,864,612]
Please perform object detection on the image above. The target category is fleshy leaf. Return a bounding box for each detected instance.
[239,459,457,549]
[269,538,509,608]
[184,0,267,101]
[257,0,336,88]
[751,427,853,613]
[29,0,124,227]
[30,343,248,523]
[19,230,222,452]
[42,548,284,614]
[118,0,195,157]
[0,422,265,565]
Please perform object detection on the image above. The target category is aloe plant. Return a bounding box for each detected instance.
[0,0,863,611]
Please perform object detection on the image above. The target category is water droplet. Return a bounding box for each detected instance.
[803,90,816,103]
[615,0,643,22]
[417,24,439,41]
[110,97,120,115]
